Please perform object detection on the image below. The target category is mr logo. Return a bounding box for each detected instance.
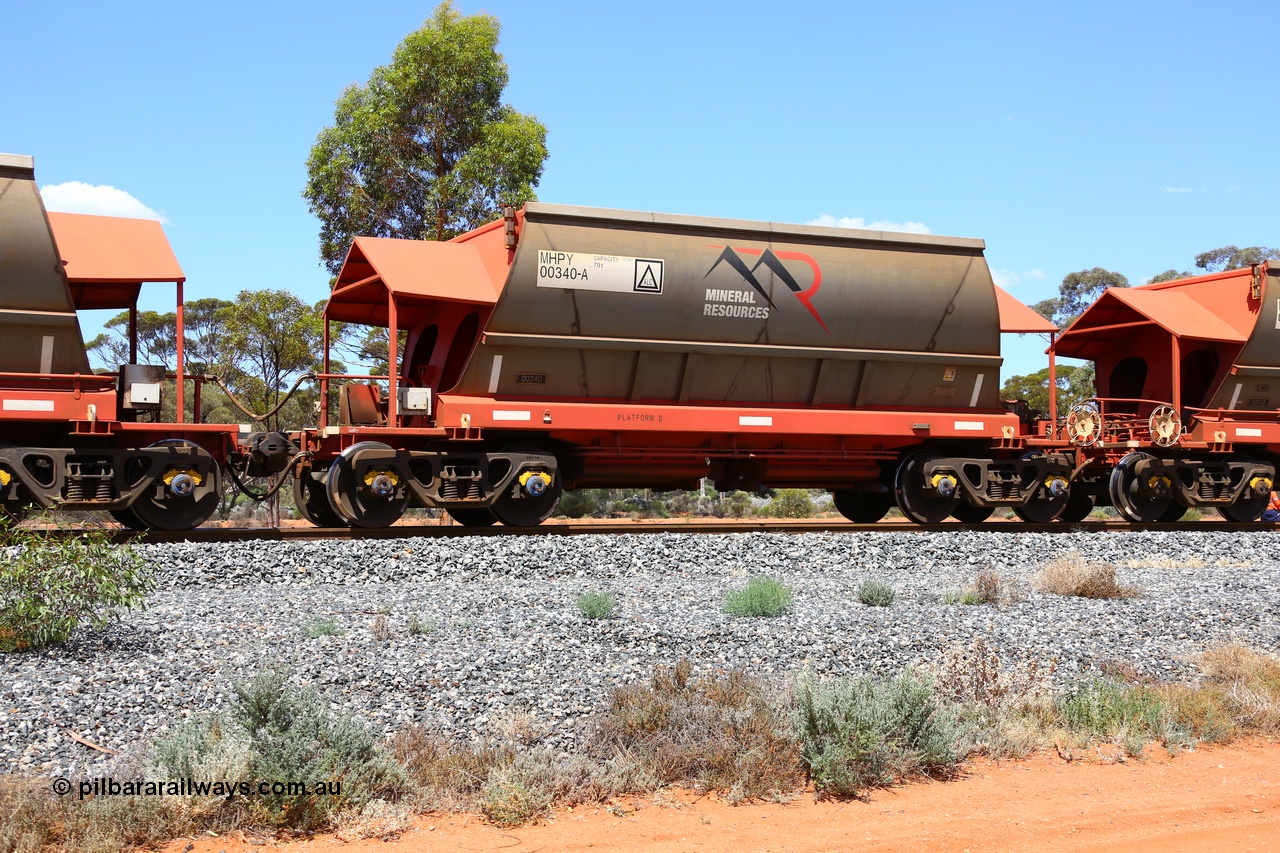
[704,247,827,332]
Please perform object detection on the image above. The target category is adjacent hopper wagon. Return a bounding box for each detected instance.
[1045,263,1280,522]
[0,153,293,528]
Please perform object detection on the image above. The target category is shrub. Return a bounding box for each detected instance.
[944,569,1020,606]
[304,616,343,638]
[576,591,619,620]
[716,491,753,518]
[481,772,553,826]
[932,635,1055,710]
[407,615,436,635]
[588,660,803,800]
[722,576,793,617]
[151,670,408,832]
[1056,679,1168,754]
[793,669,968,797]
[930,636,1057,757]
[0,523,153,652]
[765,489,814,518]
[1035,551,1139,599]
[857,579,895,607]
[556,489,606,518]
[371,614,394,641]
[943,588,982,605]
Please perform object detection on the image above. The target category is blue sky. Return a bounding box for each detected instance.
[5,0,1277,376]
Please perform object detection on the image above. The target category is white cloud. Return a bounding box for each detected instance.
[807,213,932,235]
[40,181,167,222]
[991,268,1046,289]
[1160,186,1193,194]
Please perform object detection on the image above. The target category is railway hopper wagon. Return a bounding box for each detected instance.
[1046,263,1280,522]
[299,203,1068,527]
[0,154,293,528]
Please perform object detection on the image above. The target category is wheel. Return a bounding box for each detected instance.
[1108,452,1172,523]
[951,504,994,523]
[490,448,561,527]
[127,440,222,530]
[1218,457,1271,522]
[1059,491,1094,523]
[448,507,498,527]
[0,501,31,525]
[128,442,220,530]
[1148,405,1182,447]
[326,441,409,528]
[893,450,958,525]
[1066,401,1102,446]
[1158,504,1188,523]
[1011,452,1071,523]
[1220,498,1266,522]
[292,470,347,528]
[831,489,892,523]
[109,507,145,530]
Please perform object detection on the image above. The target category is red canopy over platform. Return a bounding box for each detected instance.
[327,237,500,327]
[47,212,184,310]
[994,285,1057,334]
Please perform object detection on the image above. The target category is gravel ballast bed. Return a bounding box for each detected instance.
[2,530,1277,778]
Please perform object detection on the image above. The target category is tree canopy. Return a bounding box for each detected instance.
[1000,364,1095,416]
[1031,267,1130,329]
[1148,245,1280,284]
[304,1,549,274]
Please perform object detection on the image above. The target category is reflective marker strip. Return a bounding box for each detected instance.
[953,421,985,431]
[739,416,772,426]
[1236,428,1263,437]
[1229,383,1243,409]
[492,410,531,421]
[487,354,503,393]
[3,399,54,411]
[39,336,53,375]
[970,373,984,407]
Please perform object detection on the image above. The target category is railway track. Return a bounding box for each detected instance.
[21,518,1279,544]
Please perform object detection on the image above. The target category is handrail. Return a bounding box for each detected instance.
[0,370,115,385]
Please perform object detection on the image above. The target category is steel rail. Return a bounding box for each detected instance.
[21,518,1279,544]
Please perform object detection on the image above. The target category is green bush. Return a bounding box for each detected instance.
[714,491,753,518]
[765,489,814,518]
[151,671,407,832]
[556,489,606,518]
[857,580,895,607]
[793,669,968,797]
[407,615,436,635]
[1057,679,1168,751]
[576,591,619,620]
[303,616,342,638]
[722,576,793,617]
[0,523,153,652]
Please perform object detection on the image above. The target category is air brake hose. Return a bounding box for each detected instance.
[226,451,312,502]
[204,372,317,422]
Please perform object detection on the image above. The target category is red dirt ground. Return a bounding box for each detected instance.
[164,738,1278,853]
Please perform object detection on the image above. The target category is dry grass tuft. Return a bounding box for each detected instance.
[334,799,414,842]
[1035,551,1140,599]
[588,659,803,802]
[945,569,1024,606]
[0,774,185,853]
[1196,644,1280,735]
[371,614,395,642]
